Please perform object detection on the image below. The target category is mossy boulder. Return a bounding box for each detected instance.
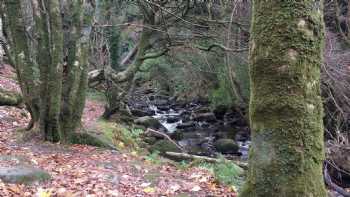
[0,166,50,184]
[71,132,116,149]
[214,139,239,154]
[134,116,162,129]
[149,140,181,154]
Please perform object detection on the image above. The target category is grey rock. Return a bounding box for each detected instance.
[214,138,239,154]
[176,121,195,129]
[192,112,217,123]
[0,166,50,184]
[149,140,181,154]
[134,116,162,129]
[131,108,155,117]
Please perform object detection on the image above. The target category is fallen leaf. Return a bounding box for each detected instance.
[143,187,155,193]
[191,185,201,192]
[37,188,52,197]
[140,182,151,187]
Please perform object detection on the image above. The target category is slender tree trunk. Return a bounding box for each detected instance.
[60,0,93,143]
[0,17,4,66]
[240,1,327,197]
[34,0,64,142]
[4,0,41,130]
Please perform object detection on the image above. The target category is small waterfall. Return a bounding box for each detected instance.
[150,105,182,133]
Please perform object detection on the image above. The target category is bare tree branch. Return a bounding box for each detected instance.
[194,43,248,53]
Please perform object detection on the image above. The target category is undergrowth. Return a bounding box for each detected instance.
[144,150,162,165]
[198,159,244,189]
[97,120,144,150]
[112,125,143,150]
[177,156,245,190]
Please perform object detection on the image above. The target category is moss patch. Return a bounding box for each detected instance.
[70,132,116,149]
[149,140,181,154]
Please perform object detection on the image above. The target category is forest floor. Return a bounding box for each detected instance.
[0,65,237,197]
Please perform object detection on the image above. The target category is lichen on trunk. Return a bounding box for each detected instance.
[239,1,327,196]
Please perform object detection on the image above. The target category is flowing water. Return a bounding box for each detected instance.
[149,103,250,160]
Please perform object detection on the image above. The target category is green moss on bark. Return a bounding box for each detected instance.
[60,0,92,143]
[239,1,327,197]
[5,0,93,143]
[35,0,64,142]
[4,0,40,128]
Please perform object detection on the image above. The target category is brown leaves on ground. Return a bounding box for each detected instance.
[0,65,236,196]
[0,65,20,92]
[0,110,236,196]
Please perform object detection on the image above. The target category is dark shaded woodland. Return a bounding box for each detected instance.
[0,0,349,196]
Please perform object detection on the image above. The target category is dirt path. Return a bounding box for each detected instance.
[0,65,236,196]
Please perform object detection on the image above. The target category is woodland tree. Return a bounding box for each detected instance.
[240,0,327,196]
[3,0,94,143]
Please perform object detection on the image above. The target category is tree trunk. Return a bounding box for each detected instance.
[59,0,92,143]
[4,0,41,130]
[240,1,327,197]
[4,0,94,143]
[34,0,64,142]
[0,17,4,66]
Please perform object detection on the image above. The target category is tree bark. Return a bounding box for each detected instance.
[4,0,93,143]
[240,1,327,197]
[34,0,64,142]
[59,0,93,143]
[4,0,41,130]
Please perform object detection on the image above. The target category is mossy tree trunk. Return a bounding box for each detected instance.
[59,0,93,143]
[239,1,327,197]
[4,0,94,143]
[34,0,64,142]
[0,17,4,66]
[3,0,41,130]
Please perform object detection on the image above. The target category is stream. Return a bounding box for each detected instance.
[129,90,251,160]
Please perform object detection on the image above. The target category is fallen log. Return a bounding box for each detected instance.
[165,151,248,169]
